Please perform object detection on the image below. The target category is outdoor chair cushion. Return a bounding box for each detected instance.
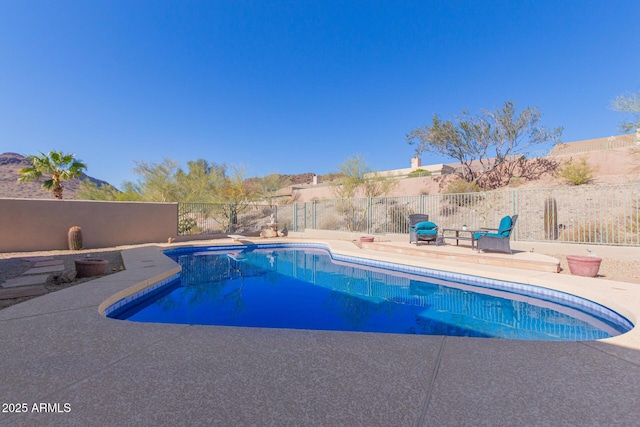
[497,216,513,236]
[416,229,438,236]
[410,219,438,244]
[414,221,437,231]
[474,231,504,240]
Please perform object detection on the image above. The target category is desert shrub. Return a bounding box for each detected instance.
[444,178,481,194]
[559,220,624,244]
[508,176,525,187]
[626,213,640,235]
[178,217,197,234]
[443,178,482,194]
[442,178,482,207]
[408,169,431,178]
[439,204,457,217]
[317,213,342,231]
[386,205,411,233]
[559,157,596,185]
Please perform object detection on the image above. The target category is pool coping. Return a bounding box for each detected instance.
[3,237,640,426]
[103,241,633,338]
[98,238,640,350]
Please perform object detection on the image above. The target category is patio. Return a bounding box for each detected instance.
[1,238,639,426]
[361,239,560,273]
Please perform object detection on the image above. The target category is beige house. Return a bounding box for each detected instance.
[364,156,455,179]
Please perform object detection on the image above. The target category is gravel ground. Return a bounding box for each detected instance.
[549,253,640,282]
[0,249,124,310]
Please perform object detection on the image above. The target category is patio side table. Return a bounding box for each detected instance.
[441,228,478,250]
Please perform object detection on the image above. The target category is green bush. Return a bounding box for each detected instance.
[559,157,596,185]
[178,217,197,234]
[408,169,432,178]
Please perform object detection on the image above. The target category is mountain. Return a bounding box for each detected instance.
[0,152,115,199]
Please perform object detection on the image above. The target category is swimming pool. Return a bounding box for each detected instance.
[106,244,633,340]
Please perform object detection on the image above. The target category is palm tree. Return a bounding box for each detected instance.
[18,151,87,199]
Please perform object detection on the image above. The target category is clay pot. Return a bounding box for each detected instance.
[566,255,602,277]
[75,259,108,278]
[360,236,375,243]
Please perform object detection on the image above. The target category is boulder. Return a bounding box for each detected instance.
[49,270,77,285]
[260,229,278,238]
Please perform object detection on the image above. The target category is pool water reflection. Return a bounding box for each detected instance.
[109,246,632,340]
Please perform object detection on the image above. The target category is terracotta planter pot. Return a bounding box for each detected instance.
[360,236,375,243]
[75,259,108,278]
[566,255,602,277]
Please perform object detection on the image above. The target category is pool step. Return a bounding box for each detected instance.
[362,242,560,273]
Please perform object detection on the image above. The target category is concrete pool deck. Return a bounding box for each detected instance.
[1,238,640,426]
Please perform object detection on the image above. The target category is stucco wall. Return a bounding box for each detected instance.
[0,199,178,252]
[364,163,455,178]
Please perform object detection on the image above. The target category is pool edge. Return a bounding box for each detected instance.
[103,239,639,347]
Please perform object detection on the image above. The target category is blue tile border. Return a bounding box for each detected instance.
[327,251,633,331]
[109,243,632,331]
[104,272,181,318]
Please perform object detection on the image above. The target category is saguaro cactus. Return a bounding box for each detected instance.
[544,197,558,240]
[68,226,83,250]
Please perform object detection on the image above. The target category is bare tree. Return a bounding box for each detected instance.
[611,91,640,133]
[331,155,397,231]
[214,166,256,232]
[255,173,288,208]
[480,157,561,189]
[407,100,562,188]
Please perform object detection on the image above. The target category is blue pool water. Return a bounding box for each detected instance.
[107,244,633,340]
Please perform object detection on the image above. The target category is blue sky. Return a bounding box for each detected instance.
[1,1,638,188]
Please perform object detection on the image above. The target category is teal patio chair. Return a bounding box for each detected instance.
[409,214,438,245]
[474,215,518,254]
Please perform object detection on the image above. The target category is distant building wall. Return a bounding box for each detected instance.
[549,133,637,156]
[0,199,177,252]
[551,146,636,176]
[365,163,455,178]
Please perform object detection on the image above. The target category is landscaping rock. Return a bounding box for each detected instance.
[49,270,77,285]
[260,229,278,238]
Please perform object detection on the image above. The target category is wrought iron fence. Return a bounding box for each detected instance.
[514,184,640,245]
[286,183,640,246]
[179,183,640,246]
[178,203,276,234]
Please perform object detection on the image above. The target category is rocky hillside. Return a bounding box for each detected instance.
[0,152,113,199]
[245,172,343,188]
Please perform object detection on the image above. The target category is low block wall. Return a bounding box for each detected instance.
[0,199,178,252]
